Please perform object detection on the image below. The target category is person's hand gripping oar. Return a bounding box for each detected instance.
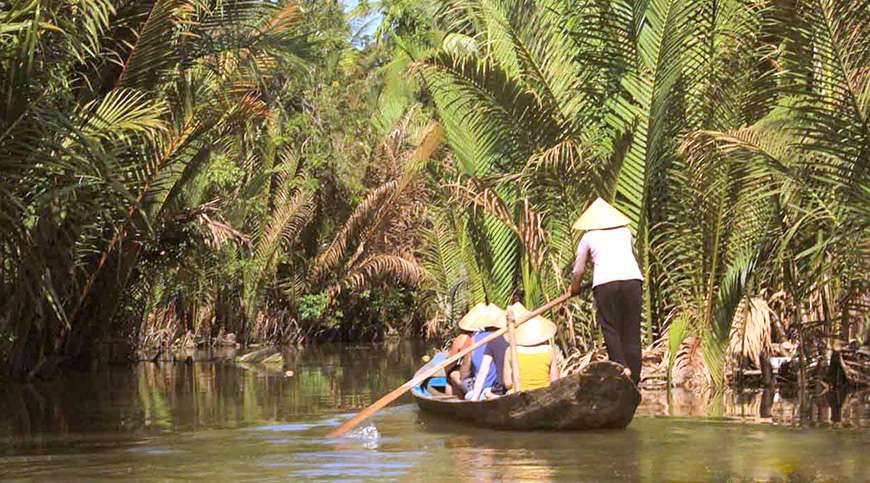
[326,290,582,438]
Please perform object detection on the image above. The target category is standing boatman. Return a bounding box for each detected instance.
[570,198,643,385]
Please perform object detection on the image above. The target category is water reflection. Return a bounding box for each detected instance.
[638,386,870,427]
[411,412,870,482]
[424,423,641,482]
[0,342,868,481]
[0,342,425,442]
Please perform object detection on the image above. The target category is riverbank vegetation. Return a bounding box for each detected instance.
[1,0,867,386]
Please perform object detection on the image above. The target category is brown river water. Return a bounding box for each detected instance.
[1,342,868,481]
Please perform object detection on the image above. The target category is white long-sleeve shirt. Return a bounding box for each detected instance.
[572,227,643,287]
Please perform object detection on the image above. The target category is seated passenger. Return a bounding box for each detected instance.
[502,303,560,392]
[445,303,489,396]
[466,304,509,400]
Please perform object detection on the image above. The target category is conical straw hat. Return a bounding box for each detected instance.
[484,303,507,329]
[507,302,530,318]
[458,303,506,331]
[572,197,630,231]
[458,303,487,331]
[507,302,556,346]
[513,315,557,346]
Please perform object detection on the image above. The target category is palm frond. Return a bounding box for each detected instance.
[667,311,691,375]
[482,212,520,306]
[728,297,773,370]
[81,88,168,142]
[308,180,399,285]
[457,214,487,304]
[243,184,314,320]
[416,50,559,174]
[672,335,711,388]
[784,0,870,221]
[449,177,519,234]
[419,208,466,296]
[328,255,429,298]
[607,0,697,228]
[116,0,186,89]
[418,208,470,327]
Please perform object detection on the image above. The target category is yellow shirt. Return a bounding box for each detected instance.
[516,345,553,390]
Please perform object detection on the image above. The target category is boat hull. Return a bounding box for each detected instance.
[412,361,640,431]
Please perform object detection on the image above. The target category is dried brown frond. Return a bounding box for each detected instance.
[310,122,438,288]
[641,335,670,385]
[836,342,870,387]
[260,3,302,34]
[382,107,418,162]
[216,93,269,133]
[327,255,429,299]
[672,336,711,388]
[227,80,258,96]
[423,315,444,339]
[218,51,240,79]
[518,197,547,267]
[308,180,398,284]
[254,55,280,73]
[448,177,548,267]
[559,346,607,377]
[728,297,773,370]
[411,122,444,162]
[523,138,587,172]
[449,178,519,233]
[256,189,313,265]
[197,212,248,248]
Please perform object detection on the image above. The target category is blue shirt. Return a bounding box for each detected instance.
[470,331,498,389]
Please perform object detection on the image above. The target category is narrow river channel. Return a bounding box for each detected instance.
[1,342,868,481]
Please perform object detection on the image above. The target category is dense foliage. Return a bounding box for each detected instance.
[0,0,433,379]
[1,0,867,385]
[371,0,869,386]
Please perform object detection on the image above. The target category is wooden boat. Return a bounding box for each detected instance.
[412,360,641,431]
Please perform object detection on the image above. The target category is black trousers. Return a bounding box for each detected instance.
[593,279,642,385]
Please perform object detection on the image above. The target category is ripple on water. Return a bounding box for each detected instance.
[288,450,419,480]
[125,446,175,456]
[248,422,318,432]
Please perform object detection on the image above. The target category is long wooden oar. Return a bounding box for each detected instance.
[327,291,574,438]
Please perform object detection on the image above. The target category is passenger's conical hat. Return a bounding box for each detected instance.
[457,303,490,331]
[507,302,529,317]
[506,302,557,346]
[484,303,507,329]
[572,197,630,231]
[458,303,506,331]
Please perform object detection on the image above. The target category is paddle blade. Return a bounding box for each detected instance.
[327,384,410,438]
